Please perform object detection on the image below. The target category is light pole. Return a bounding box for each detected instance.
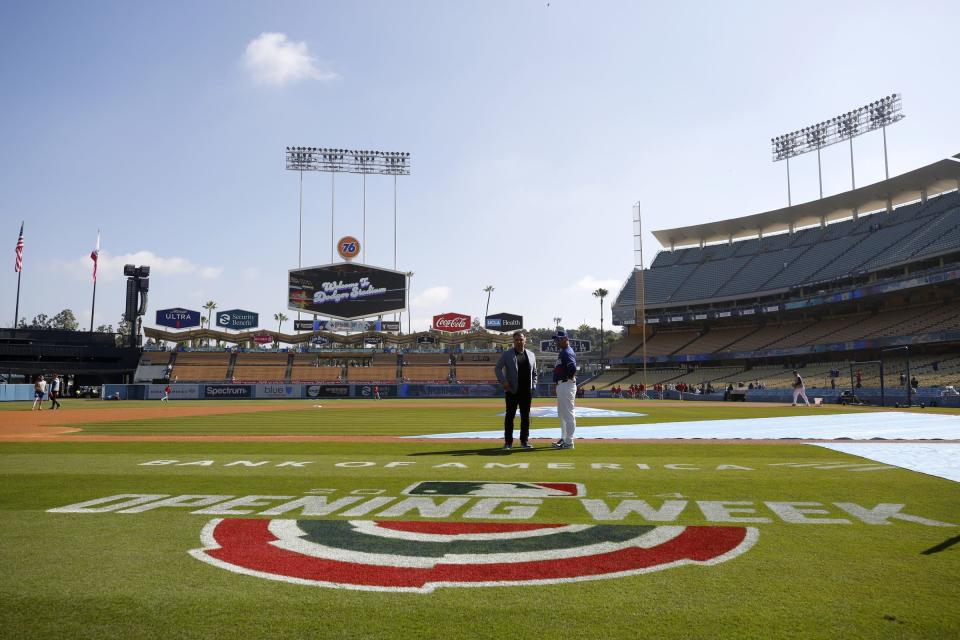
[284,147,411,261]
[771,94,903,205]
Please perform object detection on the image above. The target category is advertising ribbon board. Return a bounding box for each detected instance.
[288,263,407,320]
[484,313,523,332]
[304,384,350,398]
[366,320,401,332]
[155,308,201,329]
[216,309,258,331]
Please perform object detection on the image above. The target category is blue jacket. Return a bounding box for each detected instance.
[553,346,577,382]
[494,348,538,394]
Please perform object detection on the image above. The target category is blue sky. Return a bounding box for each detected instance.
[3,1,959,334]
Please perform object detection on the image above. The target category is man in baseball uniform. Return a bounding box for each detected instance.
[791,370,810,407]
[551,329,577,449]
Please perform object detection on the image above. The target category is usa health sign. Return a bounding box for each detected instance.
[288,263,407,320]
[484,313,523,331]
[216,309,258,330]
[155,308,201,329]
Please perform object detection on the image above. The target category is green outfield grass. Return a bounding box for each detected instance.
[1,401,958,639]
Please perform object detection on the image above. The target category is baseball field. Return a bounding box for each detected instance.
[1,398,958,639]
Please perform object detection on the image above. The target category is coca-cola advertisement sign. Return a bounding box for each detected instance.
[432,313,471,332]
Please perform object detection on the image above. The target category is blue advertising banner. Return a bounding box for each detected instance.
[216,309,259,330]
[155,308,201,329]
[484,313,523,331]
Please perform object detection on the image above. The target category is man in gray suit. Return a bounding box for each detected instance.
[494,331,538,450]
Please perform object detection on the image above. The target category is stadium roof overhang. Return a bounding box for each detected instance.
[652,154,960,249]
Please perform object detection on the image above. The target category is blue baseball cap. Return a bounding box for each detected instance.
[552,329,568,341]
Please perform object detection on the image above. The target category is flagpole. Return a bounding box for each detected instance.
[14,270,21,328]
[13,221,24,328]
[90,278,97,332]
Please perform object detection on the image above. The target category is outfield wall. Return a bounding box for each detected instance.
[0,384,42,402]
[93,383,960,407]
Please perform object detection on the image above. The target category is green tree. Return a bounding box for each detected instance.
[115,317,131,347]
[49,309,79,331]
[274,312,288,333]
[25,313,51,329]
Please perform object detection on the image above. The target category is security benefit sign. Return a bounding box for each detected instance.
[216,309,258,331]
[288,263,407,320]
[484,313,523,332]
[155,308,201,329]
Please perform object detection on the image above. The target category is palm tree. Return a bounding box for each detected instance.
[203,300,217,328]
[593,288,609,370]
[274,312,288,334]
[483,285,495,319]
[202,301,217,347]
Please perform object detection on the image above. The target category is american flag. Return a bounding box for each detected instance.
[14,222,23,273]
[90,230,100,281]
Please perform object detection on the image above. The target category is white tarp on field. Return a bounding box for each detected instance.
[809,443,960,483]
[408,411,960,483]
[411,411,960,441]
[496,407,646,419]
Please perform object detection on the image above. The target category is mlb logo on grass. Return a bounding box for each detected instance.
[402,481,585,497]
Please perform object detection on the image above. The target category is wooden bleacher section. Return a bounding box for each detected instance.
[232,353,288,382]
[345,364,398,383]
[290,354,343,383]
[453,352,498,383]
[170,352,229,382]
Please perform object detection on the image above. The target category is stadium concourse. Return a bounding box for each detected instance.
[605,153,960,404]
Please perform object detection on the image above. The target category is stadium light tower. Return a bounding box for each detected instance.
[285,148,411,264]
[771,94,904,204]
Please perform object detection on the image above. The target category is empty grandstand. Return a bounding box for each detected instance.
[608,154,960,395]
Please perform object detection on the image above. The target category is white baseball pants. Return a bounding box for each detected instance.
[792,387,810,406]
[557,381,577,443]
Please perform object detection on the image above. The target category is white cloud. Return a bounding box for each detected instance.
[242,32,336,86]
[57,251,223,282]
[412,285,451,306]
[565,276,623,294]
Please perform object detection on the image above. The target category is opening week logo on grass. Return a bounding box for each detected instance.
[46,478,957,593]
[190,519,757,593]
